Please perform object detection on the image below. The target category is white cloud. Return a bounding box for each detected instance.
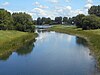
[66,6,72,10]
[33,2,48,9]
[87,0,93,4]
[34,2,40,6]
[48,0,58,3]
[31,7,56,19]
[2,2,10,6]
[38,5,48,9]
[65,0,71,3]
[84,3,92,9]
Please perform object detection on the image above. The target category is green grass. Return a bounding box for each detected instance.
[49,25,100,68]
[0,30,37,56]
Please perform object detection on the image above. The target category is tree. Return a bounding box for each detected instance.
[82,15,100,30]
[75,14,85,28]
[12,12,35,32]
[37,17,42,25]
[0,9,13,30]
[63,17,68,24]
[88,5,100,17]
[45,18,52,24]
[55,17,62,24]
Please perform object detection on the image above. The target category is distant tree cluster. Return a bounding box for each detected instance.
[0,9,35,32]
[75,5,100,30]
[1,5,99,31]
[88,5,100,17]
[35,16,75,25]
[34,17,52,25]
[35,5,100,30]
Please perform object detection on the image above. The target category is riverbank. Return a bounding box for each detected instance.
[49,25,100,69]
[0,30,37,57]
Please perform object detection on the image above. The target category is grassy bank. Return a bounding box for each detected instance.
[49,25,100,68]
[0,30,37,56]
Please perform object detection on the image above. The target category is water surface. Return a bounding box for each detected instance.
[0,29,99,75]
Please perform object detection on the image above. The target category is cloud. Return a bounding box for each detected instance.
[31,7,56,19]
[48,0,58,3]
[84,0,93,9]
[83,0,93,14]
[87,0,93,4]
[65,0,71,3]
[84,3,92,9]
[34,2,40,6]
[33,2,48,9]
[2,2,10,6]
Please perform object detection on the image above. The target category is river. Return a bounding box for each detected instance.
[0,27,99,75]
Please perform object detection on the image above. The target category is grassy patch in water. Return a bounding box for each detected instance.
[0,30,37,56]
[49,25,100,69]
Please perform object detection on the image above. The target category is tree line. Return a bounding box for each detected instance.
[35,5,100,30]
[0,5,100,31]
[0,9,35,32]
[34,16,74,25]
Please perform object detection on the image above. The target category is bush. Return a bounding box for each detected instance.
[82,15,100,30]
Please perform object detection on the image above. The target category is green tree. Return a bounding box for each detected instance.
[75,14,85,28]
[55,17,62,24]
[37,17,42,25]
[88,5,100,17]
[63,17,68,24]
[12,12,35,32]
[82,15,100,30]
[0,9,13,30]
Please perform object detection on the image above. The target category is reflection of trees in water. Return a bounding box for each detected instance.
[0,52,12,61]
[76,37,88,47]
[0,39,36,61]
[36,29,50,33]
[16,39,35,55]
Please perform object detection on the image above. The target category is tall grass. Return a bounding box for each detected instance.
[0,30,37,57]
[49,25,100,69]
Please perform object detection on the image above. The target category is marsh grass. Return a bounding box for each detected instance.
[49,25,100,69]
[0,30,37,56]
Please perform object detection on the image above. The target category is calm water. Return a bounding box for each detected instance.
[0,29,99,75]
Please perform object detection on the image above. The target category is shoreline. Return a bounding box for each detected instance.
[0,30,38,57]
[49,25,100,69]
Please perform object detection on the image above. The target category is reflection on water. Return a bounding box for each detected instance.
[76,37,88,47]
[0,52,12,61]
[16,39,35,56]
[0,39,36,61]
[0,28,99,75]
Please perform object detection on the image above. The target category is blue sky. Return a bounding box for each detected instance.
[0,0,100,19]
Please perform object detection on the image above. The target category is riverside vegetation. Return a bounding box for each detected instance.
[49,5,100,68]
[0,9,37,57]
[0,30,37,57]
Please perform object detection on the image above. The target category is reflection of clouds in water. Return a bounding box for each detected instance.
[59,34,74,42]
[50,31,56,33]
[67,35,73,42]
[36,33,47,41]
[36,31,56,43]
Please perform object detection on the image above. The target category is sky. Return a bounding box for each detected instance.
[0,0,100,19]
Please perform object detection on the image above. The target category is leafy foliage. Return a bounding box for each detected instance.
[88,5,100,17]
[12,12,35,32]
[0,9,13,30]
[82,15,100,30]
[0,9,35,32]
[55,17,62,24]
[75,14,85,28]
